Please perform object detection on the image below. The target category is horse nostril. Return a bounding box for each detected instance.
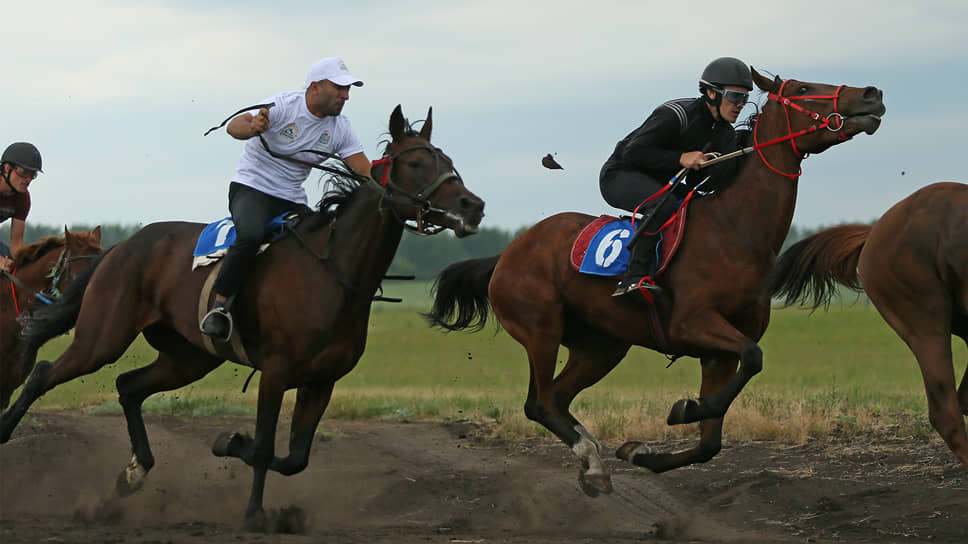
[461,196,485,214]
[863,86,880,102]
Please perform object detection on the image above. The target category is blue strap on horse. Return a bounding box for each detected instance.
[193,213,295,262]
[2,269,54,305]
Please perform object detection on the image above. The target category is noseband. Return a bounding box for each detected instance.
[754,80,849,179]
[370,145,462,235]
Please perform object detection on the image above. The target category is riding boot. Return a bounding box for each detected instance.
[200,298,234,342]
[612,233,662,297]
[612,196,677,298]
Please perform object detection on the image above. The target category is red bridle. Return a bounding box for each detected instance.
[753,80,850,179]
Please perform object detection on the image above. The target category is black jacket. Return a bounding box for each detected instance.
[601,97,741,187]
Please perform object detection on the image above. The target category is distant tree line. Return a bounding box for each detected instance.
[1,220,860,280]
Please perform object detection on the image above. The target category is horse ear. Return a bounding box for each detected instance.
[92,225,102,244]
[751,67,773,92]
[63,225,70,239]
[389,105,406,140]
[418,107,433,141]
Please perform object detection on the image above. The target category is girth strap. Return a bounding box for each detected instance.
[198,261,253,367]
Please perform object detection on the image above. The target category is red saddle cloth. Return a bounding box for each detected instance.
[570,202,690,277]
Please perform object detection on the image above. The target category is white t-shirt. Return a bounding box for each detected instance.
[234,90,364,205]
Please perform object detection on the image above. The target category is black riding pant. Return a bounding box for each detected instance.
[599,168,680,279]
[211,182,303,303]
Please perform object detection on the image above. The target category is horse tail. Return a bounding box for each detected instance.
[424,254,500,332]
[16,248,112,361]
[768,224,871,310]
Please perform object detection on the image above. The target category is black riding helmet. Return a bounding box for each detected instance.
[699,57,753,107]
[2,142,43,173]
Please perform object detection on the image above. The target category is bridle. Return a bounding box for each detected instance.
[370,144,463,235]
[753,79,850,179]
[4,248,98,316]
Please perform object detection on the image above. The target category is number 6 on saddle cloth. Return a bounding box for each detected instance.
[572,168,710,278]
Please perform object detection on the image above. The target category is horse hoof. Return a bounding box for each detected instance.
[616,441,655,464]
[115,460,146,497]
[212,432,244,457]
[578,471,613,497]
[667,398,702,425]
[244,509,268,533]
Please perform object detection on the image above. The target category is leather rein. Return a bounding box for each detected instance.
[204,103,460,235]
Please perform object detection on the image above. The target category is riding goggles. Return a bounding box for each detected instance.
[13,166,38,180]
[714,88,750,105]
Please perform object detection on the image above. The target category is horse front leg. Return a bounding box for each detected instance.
[272,383,334,475]
[211,368,286,529]
[618,354,737,472]
[664,313,762,425]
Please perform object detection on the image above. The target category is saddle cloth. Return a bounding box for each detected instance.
[192,213,295,270]
[570,203,689,278]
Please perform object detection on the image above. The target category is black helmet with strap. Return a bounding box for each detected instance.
[699,57,753,91]
[2,142,43,172]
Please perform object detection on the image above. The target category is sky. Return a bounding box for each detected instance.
[4,0,966,233]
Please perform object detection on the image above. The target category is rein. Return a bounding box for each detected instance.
[699,80,849,179]
[370,145,462,235]
[4,249,97,316]
[206,104,461,234]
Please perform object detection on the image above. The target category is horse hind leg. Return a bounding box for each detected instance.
[115,342,222,496]
[0,323,140,443]
[524,336,628,497]
[909,334,968,470]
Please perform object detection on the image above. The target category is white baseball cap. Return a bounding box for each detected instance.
[303,57,364,89]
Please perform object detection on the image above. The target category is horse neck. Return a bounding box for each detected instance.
[716,115,804,255]
[326,186,405,293]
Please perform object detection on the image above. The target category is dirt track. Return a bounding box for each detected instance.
[1,413,966,543]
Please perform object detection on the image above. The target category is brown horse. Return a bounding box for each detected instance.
[768,181,968,471]
[0,105,485,529]
[0,227,102,409]
[427,69,885,495]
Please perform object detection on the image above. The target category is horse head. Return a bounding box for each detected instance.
[51,226,103,296]
[373,105,485,237]
[753,68,885,157]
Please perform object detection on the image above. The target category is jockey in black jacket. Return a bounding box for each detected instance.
[600,56,753,298]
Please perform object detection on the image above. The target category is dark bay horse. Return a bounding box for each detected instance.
[0,227,102,409]
[427,69,885,495]
[0,105,484,528]
[768,181,968,471]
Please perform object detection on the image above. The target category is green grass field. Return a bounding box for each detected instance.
[21,281,966,443]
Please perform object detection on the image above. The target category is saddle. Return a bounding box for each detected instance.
[192,213,297,270]
[571,201,689,278]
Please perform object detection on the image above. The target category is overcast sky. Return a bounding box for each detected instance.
[4,0,965,233]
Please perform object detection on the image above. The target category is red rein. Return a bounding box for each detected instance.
[754,80,849,179]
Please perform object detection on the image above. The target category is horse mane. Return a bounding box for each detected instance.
[11,236,66,269]
[304,115,427,232]
[300,170,368,232]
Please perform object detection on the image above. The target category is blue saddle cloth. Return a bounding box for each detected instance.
[193,213,295,267]
[577,217,634,276]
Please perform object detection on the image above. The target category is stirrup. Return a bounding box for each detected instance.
[200,306,233,341]
[612,277,662,298]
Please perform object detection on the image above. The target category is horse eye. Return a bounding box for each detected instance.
[798,86,809,94]
[407,159,423,168]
